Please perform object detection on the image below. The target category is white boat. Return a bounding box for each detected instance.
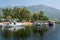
[2,23,25,31]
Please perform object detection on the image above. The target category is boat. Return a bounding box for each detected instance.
[33,20,56,31]
[2,22,25,31]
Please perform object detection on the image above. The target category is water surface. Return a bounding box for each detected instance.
[0,24,60,40]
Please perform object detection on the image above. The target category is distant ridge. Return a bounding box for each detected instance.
[27,5,60,20]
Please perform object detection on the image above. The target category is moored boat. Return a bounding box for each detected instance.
[2,22,25,31]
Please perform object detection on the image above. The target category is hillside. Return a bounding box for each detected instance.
[27,5,60,20]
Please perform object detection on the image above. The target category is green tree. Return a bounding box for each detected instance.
[12,7,21,19]
[6,16,12,21]
[31,13,39,22]
[39,11,44,17]
[39,11,44,20]
[0,15,2,20]
[39,11,49,20]
[2,8,12,19]
[2,7,49,22]
[42,16,49,20]
[11,7,31,22]
[20,7,31,21]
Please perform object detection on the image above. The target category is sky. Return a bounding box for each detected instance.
[0,0,60,9]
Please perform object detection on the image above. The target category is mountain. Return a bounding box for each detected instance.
[0,5,60,20]
[27,5,60,20]
[0,8,3,15]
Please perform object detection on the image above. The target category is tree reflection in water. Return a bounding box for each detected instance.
[1,25,50,40]
[33,25,49,40]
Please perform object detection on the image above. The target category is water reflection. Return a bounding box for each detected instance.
[0,24,59,40]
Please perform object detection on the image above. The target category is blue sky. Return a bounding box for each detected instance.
[0,0,60,9]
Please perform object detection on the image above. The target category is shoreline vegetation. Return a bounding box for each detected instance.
[1,7,60,24]
[0,7,49,22]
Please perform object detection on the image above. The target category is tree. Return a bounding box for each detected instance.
[42,16,49,20]
[2,8,12,19]
[0,15,2,20]
[31,13,39,22]
[38,11,49,20]
[39,11,44,17]
[2,7,31,22]
[12,7,21,19]
[19,7,31,21]
[39,11,44,20]
[6,16,12,21]
[2,7,49,22]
